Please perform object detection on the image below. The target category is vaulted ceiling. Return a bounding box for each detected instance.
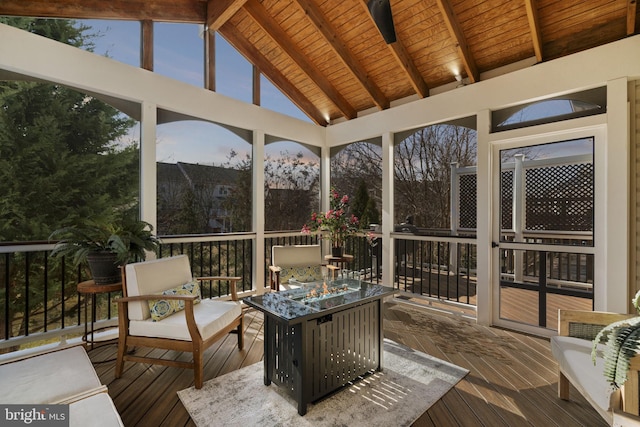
[1,0,638,125]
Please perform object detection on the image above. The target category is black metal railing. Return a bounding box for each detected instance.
[1,242,88,353]
[158,234,254,297]
[393,235,477,305]
[1,232,480,353]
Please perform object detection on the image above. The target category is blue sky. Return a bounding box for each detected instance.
[78,19,311,166]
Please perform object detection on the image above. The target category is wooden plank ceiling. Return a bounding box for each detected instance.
[1,0,638,125]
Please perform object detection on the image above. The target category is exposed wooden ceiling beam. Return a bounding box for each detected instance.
[219,23,327,125]
[628,0,638,35]
[244,0,356,120]
[358,0,429,98]
[434,0,479,83]
[0,0,205,23]
[141,20,154,71]
[293,0,390,110]
[388,41,430,98]
[206,0,247,31]
[524,0,544,62]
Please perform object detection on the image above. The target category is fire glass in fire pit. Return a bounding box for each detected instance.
[291,281,358,310]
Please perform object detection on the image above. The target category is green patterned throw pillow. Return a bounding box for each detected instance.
[148,280,202,322]
[278,265,323,283]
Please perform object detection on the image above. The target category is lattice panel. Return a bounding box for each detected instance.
[501,171,514,230]
[526,164,594,231]
[458,174,477,229]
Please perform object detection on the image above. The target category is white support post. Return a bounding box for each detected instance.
[513,154,525,283]
[381,132,395,287]
[601,77,629,313]
[476,110,492,326]
[140,101,157,260]
[450,162,459,273]
[321,144,331,256]
[253,130,266,294]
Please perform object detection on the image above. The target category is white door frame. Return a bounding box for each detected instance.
[488,116,607,336]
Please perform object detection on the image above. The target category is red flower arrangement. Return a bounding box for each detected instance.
[301,188,360,249]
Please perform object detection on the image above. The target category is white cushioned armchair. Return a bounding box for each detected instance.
[115,255,244,389]
[269,244,336,291]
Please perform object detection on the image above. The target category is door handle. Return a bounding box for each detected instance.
[491,241,499,248]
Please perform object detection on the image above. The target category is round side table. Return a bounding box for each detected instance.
[77,280,122,350]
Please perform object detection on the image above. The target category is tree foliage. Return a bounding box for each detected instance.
[331,142,382,229]
[221,151,252,233]
[394,125,476,229]
[263,151,320,231]
[0,18,138,345]
[351,179,380,227]
[0,18,138,241]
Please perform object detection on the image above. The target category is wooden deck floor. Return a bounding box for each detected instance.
[91,299,606,427]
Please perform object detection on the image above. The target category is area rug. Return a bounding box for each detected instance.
[177,339,468,427]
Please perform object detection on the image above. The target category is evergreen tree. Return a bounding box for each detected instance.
[351,180,370,227]
[351,179,380,229]
[0,18,138,242]
[0,18,138,345]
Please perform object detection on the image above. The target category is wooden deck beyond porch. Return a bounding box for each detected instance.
[91,300,606,426]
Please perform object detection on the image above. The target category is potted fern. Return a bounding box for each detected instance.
[49,216,160,284]
[591,290,640,388]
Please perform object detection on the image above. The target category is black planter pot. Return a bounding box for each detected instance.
[331,246,344,257]
[87,252,121,285]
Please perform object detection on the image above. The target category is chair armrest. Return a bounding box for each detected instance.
[268,266,281,272]
[195,276,241,301]
[558,309,635,338]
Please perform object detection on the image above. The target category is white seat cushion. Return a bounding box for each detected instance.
[129,299,242,341]
[69,392,124,427]
[550,335,617,414]
[0,345,102,404]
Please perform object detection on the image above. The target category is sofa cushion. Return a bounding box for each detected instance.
[130,299,241,341]
[278,264,323,284]
[0,345,103,404]
[125,255,194,320]
[69,392,124,427]
[550,335,617,414]
[148,280,202,321]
